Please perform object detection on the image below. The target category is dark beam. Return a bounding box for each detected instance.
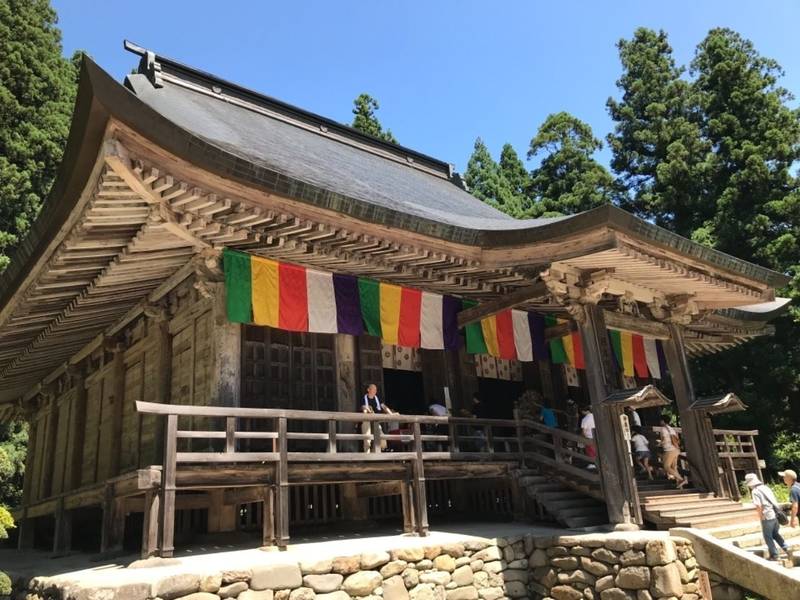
[602,310,670,339]
[457,281,548,327]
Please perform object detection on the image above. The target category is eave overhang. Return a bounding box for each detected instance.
[0,53,790,407]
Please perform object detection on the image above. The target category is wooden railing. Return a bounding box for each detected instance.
[136,401,599,557]
[647,426,761,499]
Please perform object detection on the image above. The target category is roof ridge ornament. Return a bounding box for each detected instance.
[124,40,163,88]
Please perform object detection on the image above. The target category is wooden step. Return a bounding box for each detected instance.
[555,505,608,519]
[535,491,586,502]
[673,509,761,529]
[540,497,602,510]
[638,487,701,498]
[518,475,550,487]
[527,482,570,493]
[654,502,749,519]
[641,492,716,505]
[563,514,609,528]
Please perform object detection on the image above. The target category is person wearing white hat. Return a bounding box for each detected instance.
[779,468,799,528]
[744,473,791,561]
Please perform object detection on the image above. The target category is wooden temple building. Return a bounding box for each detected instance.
[0,43,789,559]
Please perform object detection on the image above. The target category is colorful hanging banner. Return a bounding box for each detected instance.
[545,315,567,365]
[224,248,464,350]
[606,327,665,380]
[225,248,590,368]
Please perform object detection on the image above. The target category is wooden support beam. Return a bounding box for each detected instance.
[602,310,670,339]
[276,417,290,548]
[100,485,125,555]
[577,303,640,525]
[141,490,159,559]
[158,413,177,558]
[401,479,416,534]
[457,281,547,327]
[662,324,724,496]
[412,422,429,536]
[52,498,72,556]
[261,486,275,547]
[356,481,401,498]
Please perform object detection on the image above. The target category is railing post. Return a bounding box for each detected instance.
[276,416,290,548]
[553,431,563,465]
[262,485,275,547]
[449,421,459,454]
[158,413,177,558]
[515,417,526,465]
[485,424,494,454]
[371,419,382,454]
[141,489,160,559]
[327,420,337,454]
[412,422,429,536]
[225,416,235,454]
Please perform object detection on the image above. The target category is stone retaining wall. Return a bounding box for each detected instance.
[12,532,704,600]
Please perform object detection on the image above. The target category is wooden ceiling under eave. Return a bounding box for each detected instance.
[0,159,199,403]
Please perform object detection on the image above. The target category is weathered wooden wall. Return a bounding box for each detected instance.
[21,275,220,506]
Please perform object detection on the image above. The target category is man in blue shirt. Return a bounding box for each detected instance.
[539,405,558,429]
[780,468,800,528]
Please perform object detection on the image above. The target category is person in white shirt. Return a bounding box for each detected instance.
[625,406,642,428]
[579,407,596,468]
[428,402,448,417]
[631,426,653,479]
[745,473,791,561]
[658,414,686,489]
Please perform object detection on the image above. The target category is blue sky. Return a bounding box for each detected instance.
[53,0,800,173]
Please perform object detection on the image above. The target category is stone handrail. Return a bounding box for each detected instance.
[671,527,800,599]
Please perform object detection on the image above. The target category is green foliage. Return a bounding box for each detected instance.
[606,28,710,234]
[0,505,13,539]
[351,93,397,143]
[691,29,800,269]
[464,138,530,217]
[771,431,800,470]
[0,0,79,271]
[609,28,800,472]
[0,570,10,596]
[0,421,27,507]
[527,112,617,215]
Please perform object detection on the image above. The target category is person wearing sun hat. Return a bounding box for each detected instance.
[745,473,791,561]
[780,468,800,528]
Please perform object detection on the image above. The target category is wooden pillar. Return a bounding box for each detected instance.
[66,369,87,490]
[577,303,640,525]
[454,346,479,414]
[412,422,429,535]
[52,498,72,556]
[109,345,126,477]
[663,323,723,496]
[336,335,369,521]
[207,489,237,533]
[17,517,35,551]
[39,394,58,501]
[276,416,290,548]
[158,413,177,558]
[400,479,416,533]
[141,490,160,558]
[100,484,125,555]
[210,283,241,407]
[261,486,275,546]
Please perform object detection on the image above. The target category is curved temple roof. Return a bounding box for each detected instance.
[0,44,790,407]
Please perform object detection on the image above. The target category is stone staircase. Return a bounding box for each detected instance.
[514,468,609,529]
[708,520,800,565]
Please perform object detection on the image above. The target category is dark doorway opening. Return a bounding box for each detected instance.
[382,369,425,415]
[476,378,524,420]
